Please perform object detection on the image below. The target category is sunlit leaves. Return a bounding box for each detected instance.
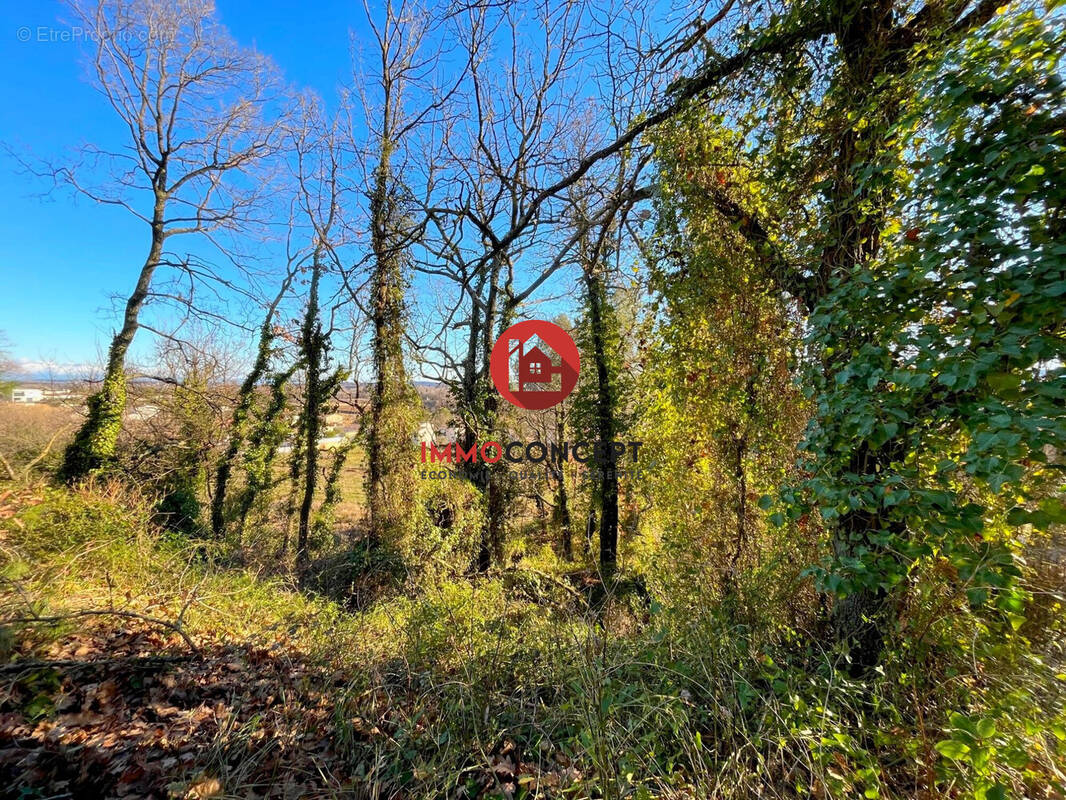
[794,7,1065,624]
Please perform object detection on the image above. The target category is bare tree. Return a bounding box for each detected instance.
[564,81,653,575]
[58,0,286,481]
[409,0,610,570]
[411,0,666,571]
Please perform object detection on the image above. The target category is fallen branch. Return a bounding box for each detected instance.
[498,566,585,603]
[0,451,16,482]
[21,426,71,479]
[0,426,71,484]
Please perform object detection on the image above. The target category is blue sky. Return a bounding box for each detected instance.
[0,0,666,380]
[0,0,368,371]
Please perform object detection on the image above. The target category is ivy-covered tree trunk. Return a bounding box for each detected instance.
[456,306,490,569]
[455,255,510,573]
[475,378,507,572]
[211,320,276,539]
[296,252,327,574]
[648,0,1011,674]
[56,3,279,485]
[583,256,619,576]
[553,401,573,560]
[234,366,294,541]
[210,271,295,540]
[367,148,416,544]
[817,3,906,674]
[281,431,304,560]
[483,258,512,570]
[61,201,166,481]
[811,0,1006,673]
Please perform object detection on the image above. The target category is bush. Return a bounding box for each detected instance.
[304,538,407,610]
[406,475,484,577]
[2,485,145,561]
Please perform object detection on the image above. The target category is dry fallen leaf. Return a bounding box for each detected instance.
[185,776,223,798]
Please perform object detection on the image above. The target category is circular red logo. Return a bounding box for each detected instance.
[490,320,580,410]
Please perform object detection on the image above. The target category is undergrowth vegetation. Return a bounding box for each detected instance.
[2,0,1065,797]
[2,484,1063,798]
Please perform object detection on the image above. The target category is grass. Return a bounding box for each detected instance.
[1,482,1064,799]
[0,483,616,796]
[1,485,373,664]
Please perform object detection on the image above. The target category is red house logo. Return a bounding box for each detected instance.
[490,320,579,410]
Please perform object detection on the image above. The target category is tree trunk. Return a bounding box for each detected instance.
[456,306,492,572]
[479,259,509,570]
[585,506,597,557]
[211,272,293,539]
[554,403,573,559]
[235,366,294,544]
[819,0,908,671]
[211,321,274,538]
[458,255,510,573]
[367,139,415,543]
[720,432,750,595]
[582,263,619,576]
[296,254,325,574]
[62,207,166,481]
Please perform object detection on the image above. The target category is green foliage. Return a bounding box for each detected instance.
[9,4,1066,799]
[793,6,1065,626]
[229,363,295,541]
[5,466,1065,799]
[210,317,289,539]
[407,474,484,576]
[639,108,812,605]
[302,537,407,609]
[154,363,216,535]
[2,487,145,562]
[156,484,203,536]
[366,154,421,545]
[570,278,636,445]
[59,368,127,481]
[636,6,1066,797]
[312,437,359,540]
[364,378,420,545]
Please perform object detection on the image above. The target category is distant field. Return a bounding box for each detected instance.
[333,445,367,529]
[0,402,79,476]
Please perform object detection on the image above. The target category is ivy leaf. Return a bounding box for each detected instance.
[934,739,971,760]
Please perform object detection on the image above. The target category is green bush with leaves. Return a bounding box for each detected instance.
[792,6,1064,635]
[407,472,485,577]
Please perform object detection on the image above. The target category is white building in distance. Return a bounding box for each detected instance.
[11,387,44,404]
